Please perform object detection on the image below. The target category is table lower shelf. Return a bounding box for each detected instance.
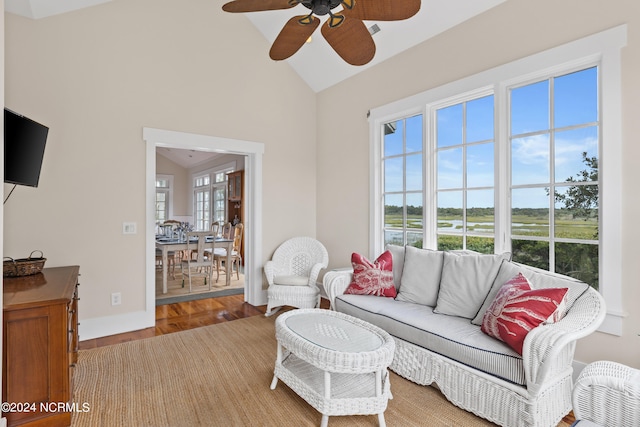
[274,352,391,417]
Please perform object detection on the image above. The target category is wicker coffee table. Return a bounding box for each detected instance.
[270,308,395,427]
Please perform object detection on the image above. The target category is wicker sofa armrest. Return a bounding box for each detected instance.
[322,268,354,309]
[523,287,606,393]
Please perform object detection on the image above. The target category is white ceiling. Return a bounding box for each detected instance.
[4,0,111,20]
[156,147,221,169]
[5,0,506,92]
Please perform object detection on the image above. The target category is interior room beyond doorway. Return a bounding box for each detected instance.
[155,147,246,305]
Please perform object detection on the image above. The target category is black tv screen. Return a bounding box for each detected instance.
[4,108,49,187]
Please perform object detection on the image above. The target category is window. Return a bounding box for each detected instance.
[192,168,233,230]
[212,172,227,224]
[369,26,626,334]
[155,175,172,223]
[435,94,495,253]
[193,174,211,231]
[382,115,424,248]
[509,67,599,288]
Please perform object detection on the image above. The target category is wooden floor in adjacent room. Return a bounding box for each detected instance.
[79,294,266,350]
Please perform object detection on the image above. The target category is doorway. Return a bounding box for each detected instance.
[143,128,265,327]
[155,148,246,304]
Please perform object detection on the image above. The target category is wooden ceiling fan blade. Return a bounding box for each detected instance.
[345,0,420,21]
[222,0,297,13]
[270,16,320,61]
[321,18,375,66]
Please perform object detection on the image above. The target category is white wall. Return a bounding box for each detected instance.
[316,0,640,368]
[156,152,190,217]
[3,0,317,334]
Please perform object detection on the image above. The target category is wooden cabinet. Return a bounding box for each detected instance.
[227,170,244,224]
[227,170,243,202]
[3,266,80,427]
[227,170,244,263]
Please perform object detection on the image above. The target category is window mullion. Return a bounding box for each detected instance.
[462,103,468,249]
[549,77,556,271]
[425,106,438,250]
[495,83,510,254]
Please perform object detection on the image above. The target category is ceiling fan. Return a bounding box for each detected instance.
[221,0,421,66]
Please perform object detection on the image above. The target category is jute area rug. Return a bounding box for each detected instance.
[72,314,569,427]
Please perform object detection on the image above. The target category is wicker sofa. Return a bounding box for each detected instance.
[323,245,606,427]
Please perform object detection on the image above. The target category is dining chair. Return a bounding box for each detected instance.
[181,231,215,292]
[218,222,232,240]
[211,221,221,238]
[214,223,244,283]
[191,221,222,262]
[156,220,180,277]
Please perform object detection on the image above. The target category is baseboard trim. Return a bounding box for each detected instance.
[79,310,154,341]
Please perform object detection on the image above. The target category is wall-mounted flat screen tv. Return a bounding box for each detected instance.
[4,108,49,187]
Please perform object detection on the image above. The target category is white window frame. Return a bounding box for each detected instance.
[155,174,173,223]
[429,88,496,251]
[190,161,236,230]
[369,25,627,335]
[193,173,211,231]
[381,114,425,248]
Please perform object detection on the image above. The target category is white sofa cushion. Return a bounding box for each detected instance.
[385,244,405,290]
[434,252,510,319]
[395,246,443,306]
[335,293,526,386]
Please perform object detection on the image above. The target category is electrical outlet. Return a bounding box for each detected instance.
[111,292,122,306]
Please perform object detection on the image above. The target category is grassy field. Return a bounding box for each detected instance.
[385,213,598,240]
[384,211,599,289]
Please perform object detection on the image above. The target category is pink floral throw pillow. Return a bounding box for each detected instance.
[481,273,568,355]
[345,251,397,298]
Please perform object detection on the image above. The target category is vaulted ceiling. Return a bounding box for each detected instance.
[5,0,507,92]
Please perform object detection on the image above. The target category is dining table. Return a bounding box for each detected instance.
[156,236,234,294]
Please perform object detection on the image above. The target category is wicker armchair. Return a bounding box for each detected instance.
[572,361,640,427]
[264,237,329,316]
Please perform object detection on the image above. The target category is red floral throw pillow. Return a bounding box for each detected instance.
[345,251,397,298]
[481,273,568,355]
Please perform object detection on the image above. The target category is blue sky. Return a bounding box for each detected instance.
[384,66,598,210]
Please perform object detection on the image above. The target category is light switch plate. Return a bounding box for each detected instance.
[122,222,137,234]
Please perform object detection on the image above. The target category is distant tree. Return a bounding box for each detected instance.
[554,152,598,222]
[549,152,599,289]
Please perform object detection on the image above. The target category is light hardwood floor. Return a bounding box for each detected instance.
[80,294,267,350]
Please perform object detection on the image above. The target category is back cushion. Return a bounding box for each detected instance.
[471,260,590,325]
[395,246,444,307]
[434,252,510,319]
[385,244,405,290]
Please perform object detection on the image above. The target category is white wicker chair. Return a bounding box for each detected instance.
[264,237,329,316]
[572,361,640,427]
